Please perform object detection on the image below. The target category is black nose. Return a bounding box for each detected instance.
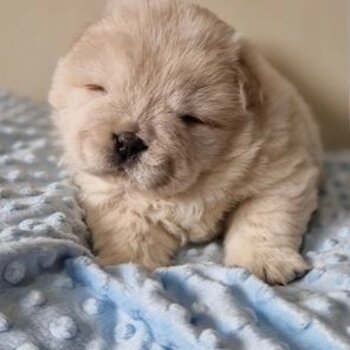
[114,132,147,161]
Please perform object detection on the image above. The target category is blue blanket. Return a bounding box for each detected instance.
[0,89,349,350]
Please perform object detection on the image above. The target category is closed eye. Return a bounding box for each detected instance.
[179,114,204,126]
[84,84,106,93]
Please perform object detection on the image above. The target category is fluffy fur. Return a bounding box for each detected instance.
[49,0,322,284]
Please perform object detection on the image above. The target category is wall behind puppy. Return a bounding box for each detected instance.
[0,0,348,149]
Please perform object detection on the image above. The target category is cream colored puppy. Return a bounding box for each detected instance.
[49,0,322,284]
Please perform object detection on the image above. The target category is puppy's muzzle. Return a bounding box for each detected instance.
[113,132,148,162]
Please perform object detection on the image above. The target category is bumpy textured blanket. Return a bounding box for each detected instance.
[0,89,350,350]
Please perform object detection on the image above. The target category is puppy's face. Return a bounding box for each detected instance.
[50,0,254,195]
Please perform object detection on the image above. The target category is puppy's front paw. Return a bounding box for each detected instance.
[225,245,310,285]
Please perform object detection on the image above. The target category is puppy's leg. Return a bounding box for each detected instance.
[92,215,179,270]
[224,170,319,285]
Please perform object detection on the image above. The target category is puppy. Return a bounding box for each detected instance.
[49,0,322,284]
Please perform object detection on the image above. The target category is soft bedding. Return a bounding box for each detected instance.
[0,89,350,350]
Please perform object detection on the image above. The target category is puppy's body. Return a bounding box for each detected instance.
[50,0,322,284]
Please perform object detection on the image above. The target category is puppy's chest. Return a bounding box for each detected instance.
[145,196,228,243]
[85,191,229,244]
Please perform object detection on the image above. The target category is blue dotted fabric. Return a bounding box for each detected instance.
[0,89,350,350]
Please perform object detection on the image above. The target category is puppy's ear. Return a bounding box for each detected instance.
[235,38,264,112]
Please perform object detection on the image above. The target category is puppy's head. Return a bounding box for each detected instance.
[49,0,261,196]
